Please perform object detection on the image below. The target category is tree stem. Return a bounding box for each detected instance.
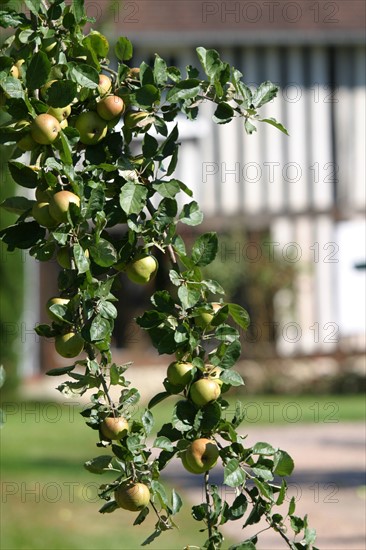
[204,470,213,541]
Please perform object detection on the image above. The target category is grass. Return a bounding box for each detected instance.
[1,394,364,550]
[0,403,215,550]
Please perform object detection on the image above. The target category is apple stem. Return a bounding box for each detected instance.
[100,65,118,78]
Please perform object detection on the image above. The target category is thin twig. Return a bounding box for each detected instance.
[204,470,213,540]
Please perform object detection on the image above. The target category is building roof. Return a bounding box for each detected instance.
[109,0,366,45]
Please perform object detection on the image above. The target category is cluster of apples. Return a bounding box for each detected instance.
[46,296,84,359]
[166,360,223,474]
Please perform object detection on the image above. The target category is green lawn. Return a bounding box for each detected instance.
[1,394,364,550]
[0,402,215,550]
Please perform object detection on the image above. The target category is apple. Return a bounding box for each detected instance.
[32,202,57,228]
[97,74,112,97]
[17,133,37,151]
[47,105,71,122]
[56,247,72,269]
[205,365,223,386]
[100,416,129,440]
[31,114,61,145]
[75,111,108,145]
[126,254,158,285]
[60,119,68,129]
[124,110,150,129]
[49,190,80,223]
[167,361,194,387]
[115,482,150,512]
[194,302,222,329]
[185,438,219,474]
[55,332,84,358]
[96,95,125,121]
[181,450,201,474]
[190,378,221,407]
[128,67,140,79]
[46,297,70,322]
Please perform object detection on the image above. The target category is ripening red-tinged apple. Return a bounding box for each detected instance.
[126,254,158,285]
[96,95,125,121]
[100,417,129,440]
[184,438,219,474]
[115,482,150,512]
[49,191,80,223]
[189,378,221,407]
[166,361,194,387]
[55,332,84,358]
[31,114,61,145]
[75,111,108,145]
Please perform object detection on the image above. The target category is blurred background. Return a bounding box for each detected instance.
[1,1,365,549]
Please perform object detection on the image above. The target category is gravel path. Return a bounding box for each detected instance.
[162,422,366,549]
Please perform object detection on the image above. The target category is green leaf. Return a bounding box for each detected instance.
[229,493,248,520]
[135,84,159,108]
[254,478,273,500]
[26,52,51,91]
[58,130,73,166]
[98,300,117,320]
[142,409,154,435]
[252,81,278,109]
[171,488,182,515]
[191,232,218,266]
[288,496,296,516]
[0,77,24,100]
[153,436,174,452]
[120,182,148,215]
[7,162,37,189]
[228,542,256,550]
[0,196,33,215]
[259,117,289,136]
[71,0,86,23]
[115,37,133,61]
[213,102,234,124]
[83,31,109,59]
[290,515,304,534]
[73,243,90,274]
[220,340,241,369]
[224,459,246,487]
[0,222,45,250]
[90,239,117,267]
[274,450,294,476]
[244,120,257,135]
[142,133,158,157]
[178,285,201,309]
[133,506,149,525]
[24,0,41,16]
[166,79,201,103]
[148,391,170,409]
[152,179,180,199]
[220,370,244,387]
[90,316,111,341]
[154,55,167,86]
[196,47,223,81]
[69,63,99,89]
[99,500,119,514]
[276,479,287,506]
[84,455,115,474]
[151,480,168,507]
[0,11,29,27]
[46,365,75,376]
[228,303,250,330]
[252,442,277,455]
[46,80,77,108]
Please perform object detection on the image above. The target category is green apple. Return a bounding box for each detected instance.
[17,133,37,151]
[31,114,61,145]
[49,190,80,223]
[185,438,219,474]
[115,482,150,512]
[194,302,222,329]
[97,74,112,97]
[60,119,68,129]
[55,332,84,358]
[47,105,71,122]
[100,417,129,440]
[96,95,125,121]
[75,111,108,145]
[181,450,201,474]
[46,297,70,322]
[126,254,158,285]
[190,378,221,407]
[167,361,194,387]
[32,202,57,228]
